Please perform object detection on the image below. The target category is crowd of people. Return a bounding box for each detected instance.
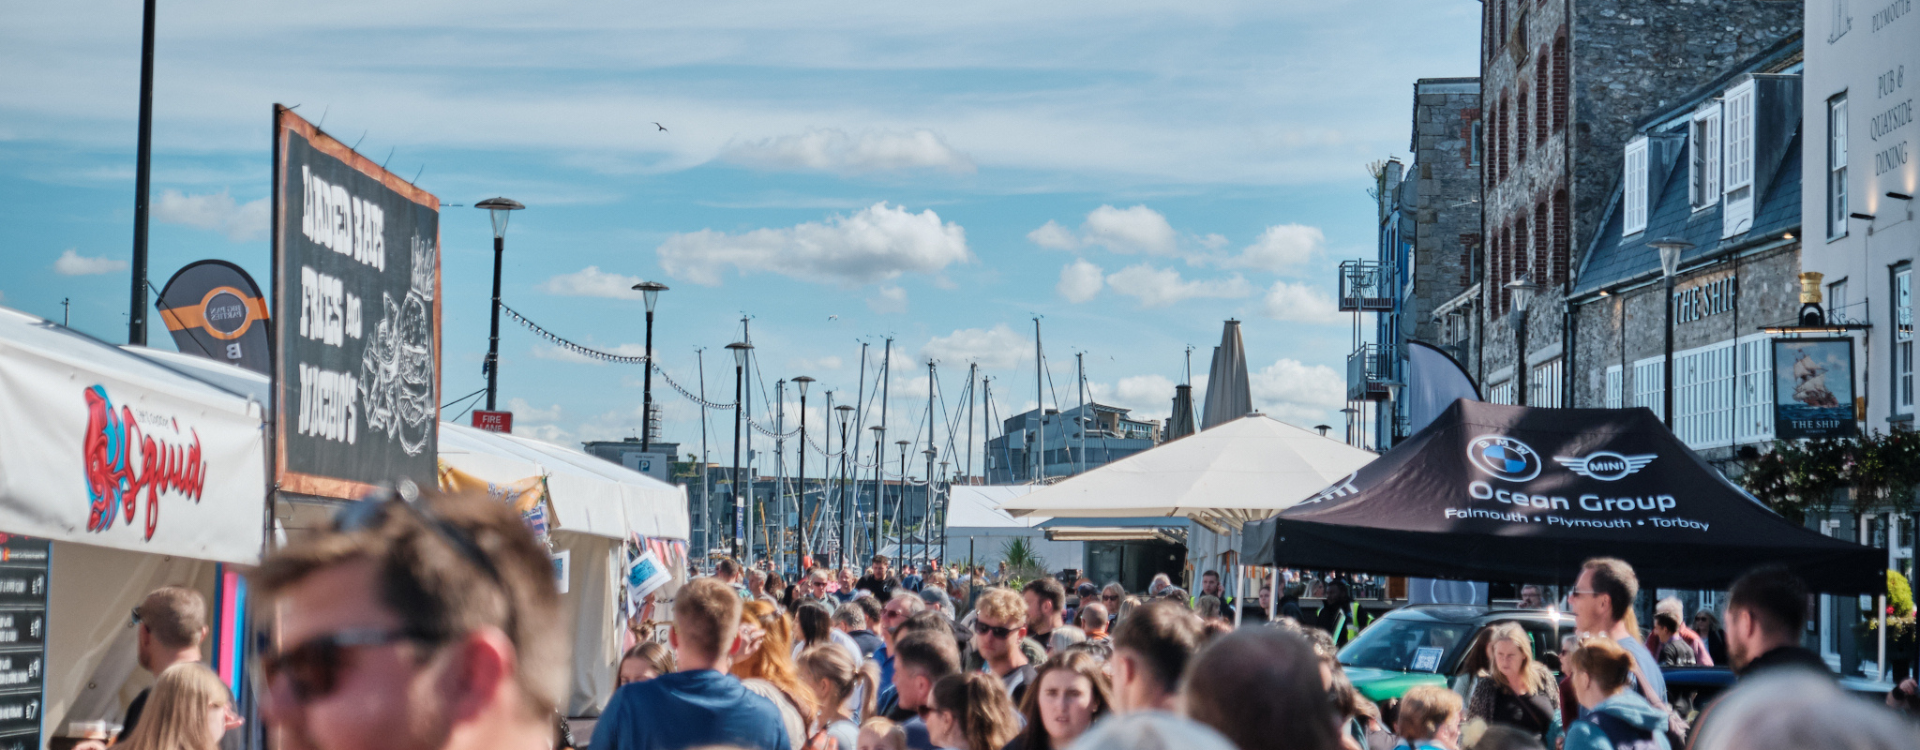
[104,488,1920,750]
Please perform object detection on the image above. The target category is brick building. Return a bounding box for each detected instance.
[1473,0,1802,405]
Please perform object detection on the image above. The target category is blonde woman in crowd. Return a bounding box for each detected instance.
[1463,623,1559,745]
[117,663,243,750]
[798,643,878,750]
[733,599,820,749]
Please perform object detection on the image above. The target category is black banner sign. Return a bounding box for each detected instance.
[0,537,49,750]
[157,260,271,374]
[273,106,441,499]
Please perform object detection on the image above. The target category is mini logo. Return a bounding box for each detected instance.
[1466,435,1542,482]
[1554,451,1657,481]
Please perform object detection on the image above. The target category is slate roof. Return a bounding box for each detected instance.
[1574,131,1801,297]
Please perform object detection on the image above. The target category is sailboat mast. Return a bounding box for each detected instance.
[1033,317,1044,482]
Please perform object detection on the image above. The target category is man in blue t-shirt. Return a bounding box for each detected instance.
[592,578,790,750]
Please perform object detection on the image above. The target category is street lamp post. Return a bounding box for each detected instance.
[475,198,525,411]
[836,405,855,568]
[793,375,815,570]
[634,281,669,452]
[1650,239,1694,429]
[726,341,753,559]
[1505,276,1539,406]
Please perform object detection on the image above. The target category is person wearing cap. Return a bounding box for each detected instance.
[123,587,231,743]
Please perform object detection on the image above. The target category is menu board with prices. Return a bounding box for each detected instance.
[0,537,49,750]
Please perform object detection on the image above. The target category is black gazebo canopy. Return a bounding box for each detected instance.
[1242,400,1882,594]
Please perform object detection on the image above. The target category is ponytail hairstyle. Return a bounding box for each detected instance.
[931,672,1019,750]
[797,643,876,722]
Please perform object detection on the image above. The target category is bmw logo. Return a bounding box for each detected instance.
[1467,435,1542,482]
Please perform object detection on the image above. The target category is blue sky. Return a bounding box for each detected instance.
[2,0,1479,478]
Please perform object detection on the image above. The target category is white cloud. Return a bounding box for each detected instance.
[1104,265,1252,308]
[153,189,268,242]
[1250,358,1344,426]
[1057,258,1104,303]
[1027,220,1080,251]
[793,355,843,372]
[867,284,909,313]
[1082,205,1178,255]
[720,128,974,174]
[1260,280,1342,324]
[507,397,564,422]
[1218,223,1324,272]
[657,202,971,286]
[1087,374,1178,420]
[52,248,126,275]
[540,266,650,298]
[921,324,1029,370]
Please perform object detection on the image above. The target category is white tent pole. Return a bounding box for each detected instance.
[1270,566,1279,622]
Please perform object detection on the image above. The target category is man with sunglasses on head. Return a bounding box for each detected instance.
[255,486,572,750]
[123,586,242,746]
[972,588,1038,704]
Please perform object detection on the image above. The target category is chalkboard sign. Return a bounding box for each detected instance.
[0,537,49,750]
[272,105,442,499]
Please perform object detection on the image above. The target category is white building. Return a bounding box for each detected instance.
[1801,1,1918,675]
[1803,1,1918,431]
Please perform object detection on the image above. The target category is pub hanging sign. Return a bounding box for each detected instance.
[1772,338,1858,440]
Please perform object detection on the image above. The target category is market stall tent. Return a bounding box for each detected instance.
[0,308,268,741]
[941,485,1083,570]
[1241,400,1884,594]
[996,413,1379,529]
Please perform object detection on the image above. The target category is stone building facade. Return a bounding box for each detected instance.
[1568,37,1805,465]
[1474,0,1803,405]
[1365,79,1482,448]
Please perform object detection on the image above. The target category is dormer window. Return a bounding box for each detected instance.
[1623,136,1649,236]
[1722,80,1756,237]
[1690,103,1722,211]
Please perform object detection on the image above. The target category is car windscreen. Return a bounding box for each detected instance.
[1338,616,1476,673]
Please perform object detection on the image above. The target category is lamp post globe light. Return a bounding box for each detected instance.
[1649,238,1695,429]
[726,341,753,558]
[792,375,815,569]
[1504,276,1539,406]
[633,281,669,453]
[474,198,525,412]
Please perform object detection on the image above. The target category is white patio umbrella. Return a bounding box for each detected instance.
[996,413,1377,531]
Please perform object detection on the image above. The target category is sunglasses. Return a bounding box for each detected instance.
[261,627,424,702]
[1100,595,1119,602]
[971,621,1017,639]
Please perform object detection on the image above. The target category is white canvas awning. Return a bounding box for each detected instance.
[438,422,689,541]
[997,414,1377,530]
[0,308,266,564]
[946,485,1044,529]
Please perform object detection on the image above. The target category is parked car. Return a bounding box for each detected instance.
[1339,605,1574,702]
